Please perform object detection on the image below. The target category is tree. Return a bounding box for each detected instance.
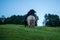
[44,14,60,27]
[0,15,6,24]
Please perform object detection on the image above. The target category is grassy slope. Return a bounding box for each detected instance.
[0,24,60,40]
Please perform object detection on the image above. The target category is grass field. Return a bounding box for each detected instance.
[0,24,60,40]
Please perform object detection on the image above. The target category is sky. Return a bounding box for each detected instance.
[0,0,60,26]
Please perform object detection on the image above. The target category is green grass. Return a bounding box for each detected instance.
[0,24,60,40]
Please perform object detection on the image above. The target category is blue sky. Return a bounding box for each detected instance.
[0,0,60,26]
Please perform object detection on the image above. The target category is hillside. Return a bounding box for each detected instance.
[0,24,60,40]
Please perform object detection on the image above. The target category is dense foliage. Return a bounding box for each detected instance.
[44,14,60,27]
[0,15,25,25]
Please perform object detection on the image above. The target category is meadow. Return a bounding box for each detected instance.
[0,24,60,40]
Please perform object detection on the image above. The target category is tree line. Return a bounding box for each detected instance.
[0,15,25,25]
[0,9,60,27]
